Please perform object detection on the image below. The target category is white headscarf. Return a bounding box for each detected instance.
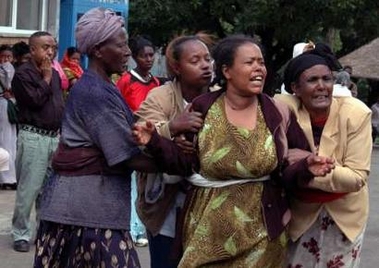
[0,62,15,91]
[292,42,308,58]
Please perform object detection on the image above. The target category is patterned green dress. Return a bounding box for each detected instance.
[178,95,287,268]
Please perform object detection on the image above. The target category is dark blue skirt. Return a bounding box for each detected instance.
[34,220,141,268]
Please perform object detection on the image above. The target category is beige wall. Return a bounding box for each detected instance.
[0,37,28,46]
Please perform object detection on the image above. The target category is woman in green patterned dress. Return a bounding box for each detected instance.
[133,35,335,267]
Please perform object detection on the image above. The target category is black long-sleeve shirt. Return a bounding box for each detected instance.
[12,61,64,131]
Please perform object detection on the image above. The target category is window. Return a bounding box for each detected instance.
[0,0,58,35]
[0,0,13,27]
[86,0,125,3]
[17,0,43,30]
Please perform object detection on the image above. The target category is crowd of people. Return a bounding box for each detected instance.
[0,6,374,268]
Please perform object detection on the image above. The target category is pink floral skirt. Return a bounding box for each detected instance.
[286,209,365,268]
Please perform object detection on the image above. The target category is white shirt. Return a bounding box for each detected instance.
[0,148,9,171]
[333,84,352,97]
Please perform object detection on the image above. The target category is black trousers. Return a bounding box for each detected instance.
[147,231,179,268]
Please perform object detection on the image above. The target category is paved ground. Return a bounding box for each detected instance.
[0,192,150,268]
[1,148,379,267]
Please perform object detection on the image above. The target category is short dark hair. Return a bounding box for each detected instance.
[29,31,52,46]
[12,41,30,58]
[129,36,154,59]
[66,46,80,57]
[0,44,12,54]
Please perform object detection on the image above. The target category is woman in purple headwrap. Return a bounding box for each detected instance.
[33,7,159,268]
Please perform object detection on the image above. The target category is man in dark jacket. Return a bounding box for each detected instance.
[11,31,64,252]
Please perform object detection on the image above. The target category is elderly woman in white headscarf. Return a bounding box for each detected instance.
[0,45,17,189]
[33,7,159,268]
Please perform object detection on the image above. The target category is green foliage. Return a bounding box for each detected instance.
[128,0,379,73]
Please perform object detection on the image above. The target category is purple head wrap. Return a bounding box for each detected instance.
[75,7,125,55]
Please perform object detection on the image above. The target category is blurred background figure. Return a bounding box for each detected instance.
[0,45,13,63]
[0,44,17,190]
[371,96,379,143]
[333,70,352,97]
[11,41,31,69]
[150,46,167,78]
[343,65,359,97]
[116,35,162,248]
[51,39,69,92]
[60,46,83,93]
[117,35,160,112]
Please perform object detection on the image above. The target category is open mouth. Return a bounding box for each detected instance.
[313,95,329,100]
[202,72,212,79]
[250,75,264,82]
[249,75,265,87]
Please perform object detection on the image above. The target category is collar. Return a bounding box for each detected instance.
[130,69,152,83]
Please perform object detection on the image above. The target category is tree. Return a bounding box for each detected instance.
[128,0,379,89]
